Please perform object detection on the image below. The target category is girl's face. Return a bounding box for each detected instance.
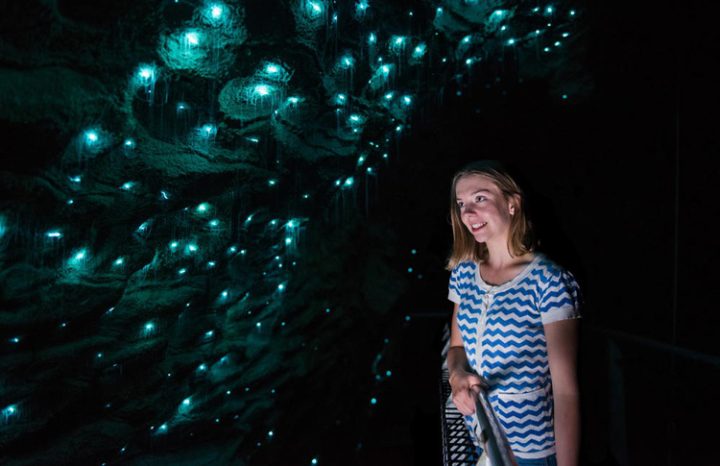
[454,174,516,245]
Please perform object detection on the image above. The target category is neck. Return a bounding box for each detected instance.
[484,237,528,269]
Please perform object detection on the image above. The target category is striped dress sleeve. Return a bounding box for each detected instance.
[448,264,462,304]
[539,267,581,324]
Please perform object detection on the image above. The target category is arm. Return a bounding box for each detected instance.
[545,318,580,466]
[448,302,486,415]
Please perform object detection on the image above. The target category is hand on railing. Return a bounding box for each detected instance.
[449,369,488,416]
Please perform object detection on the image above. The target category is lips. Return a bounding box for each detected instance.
[470,222,487,233]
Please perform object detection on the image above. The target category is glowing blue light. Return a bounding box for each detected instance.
[384,92,394,100]
[2,405,17,417]
[287,96,300,105]
[207,261,216,268]
[543,47,551,52]
[123,138,136,149]
[436,7,443,14]
[546,6,554,14]
[185,243,198,254]
[157,423,168,433]
[381,64,391,75]
[386,370,392,376]
[368,33,376,44]
[356,0,369,13]
[256,322,262,328]
[85,131,98,144]
[228,245,238,254]
[182,398,191,406]
[176,102,188,111]
[135,221,150,234]
[306,0,323,16]
[67,198,74,205]
[205,330,214,338]
[339,55,355,69]
[254,85,271,96]
[137,66,155,82]
[507,38,516,45]
[562,94,568,100]
[390,36,406,53]
[311,459,318,465]
[284,237,292,246]
[46,230,63,239]
[210,4,224,19]
[268,430,274,437]
[268,179,277,186]
[554,41,561,47]
[412,43,426,59]
[270,220,278,227]
[344,177,354,188]
[142,321,156,337]
[169,241,179,251]
[465,58,475,66]
[461,35,471,44]
[221,290,229,299]
[370,397,377,405]
[185,31,200,46]
[533,7,540,12]
[177,268,187,275]
[302,193,310,199]
[569,9,576,16]
[335,93,347,105]
[402,95,412,105]
[72,249,87,261]
[113,257,124,266]
[395,125,403,132]
[199,124,217,139]
[196,202,211,214]
[69,175,82,183]
[96,352,103,359]
[277,283,285,292]
[366,167,373,174]
[500,25,507,32]
[562,32,570,38]
[357,155,366,165]
[120,181,136,191]
[198,363,208,371]
[9,337,20,344]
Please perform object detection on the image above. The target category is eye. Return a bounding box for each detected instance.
[474,195,486,202]
[456,201,464,209]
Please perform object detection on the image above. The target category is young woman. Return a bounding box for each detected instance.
[446,161,581,466]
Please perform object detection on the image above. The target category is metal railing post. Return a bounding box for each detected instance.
[474,389,518,466]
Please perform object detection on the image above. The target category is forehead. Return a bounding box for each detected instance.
[455,174,499,197]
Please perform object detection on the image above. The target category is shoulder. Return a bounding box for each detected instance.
[531,254,575,284]
[451,260,477,275]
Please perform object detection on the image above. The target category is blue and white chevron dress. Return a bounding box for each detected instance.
[448,254,581,460]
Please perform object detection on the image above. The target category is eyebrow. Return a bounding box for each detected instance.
[456,189,491,200]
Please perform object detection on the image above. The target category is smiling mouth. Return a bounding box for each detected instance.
[470,222,487,232]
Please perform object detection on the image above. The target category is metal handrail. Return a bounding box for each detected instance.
[474,388,518,466]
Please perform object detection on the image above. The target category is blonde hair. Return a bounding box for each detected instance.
[446,161,536,270]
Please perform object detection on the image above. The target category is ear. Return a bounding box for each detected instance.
[508,194,521,215]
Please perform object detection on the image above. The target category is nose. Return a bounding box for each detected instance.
[461,203,478,217]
